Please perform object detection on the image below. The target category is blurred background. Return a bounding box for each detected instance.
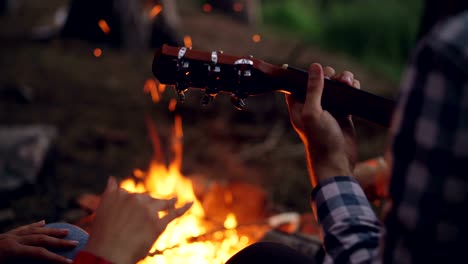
[0,0,421,232]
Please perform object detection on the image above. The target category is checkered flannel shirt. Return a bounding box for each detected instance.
[310,11,468,264]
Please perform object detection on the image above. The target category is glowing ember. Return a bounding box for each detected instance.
[150,5,163,19]
[93,48,102,58]
[144,79,161,103]
[252,34,261,43]
[98,19,111,34]
[133,169,145,178]
[184,35,193,48]
[203,3,213,13]
[120,116,255,264]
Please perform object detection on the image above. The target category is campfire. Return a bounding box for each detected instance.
[117,91,269,263]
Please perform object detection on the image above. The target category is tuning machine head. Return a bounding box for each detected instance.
[202,51,223,106]
[230,58,254,110]
[175,47,190,102]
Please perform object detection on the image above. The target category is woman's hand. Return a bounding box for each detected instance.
[0,220,78,263]
[286,63,361,186]
[83,177,192,264]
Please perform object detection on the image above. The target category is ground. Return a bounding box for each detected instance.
[0,2,395,232]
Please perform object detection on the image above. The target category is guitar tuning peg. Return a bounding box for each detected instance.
[174,47,190,103]
[206,50,222,99]
[234,58,254,77]
[231,95,246,110]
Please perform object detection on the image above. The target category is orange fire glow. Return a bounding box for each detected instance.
[150,4,163,19]
[184,35,193,48]
[98,19,111,34]
[120,115,254,263]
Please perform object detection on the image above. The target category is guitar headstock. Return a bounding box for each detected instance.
[152,45,286,110]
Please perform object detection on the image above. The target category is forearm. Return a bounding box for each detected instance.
[311,176,381,263]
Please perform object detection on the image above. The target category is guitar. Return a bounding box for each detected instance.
[152,45,395,127]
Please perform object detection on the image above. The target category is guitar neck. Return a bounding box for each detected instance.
[272,66,395,127]
[152,45,396,128]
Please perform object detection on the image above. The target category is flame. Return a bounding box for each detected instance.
[224,213,237,230]
[144,79,161,103]
[98,19,111,34]
[252,34,261,43]
[184,35,193,48]
[93,48,102,58]
[150,5,163,19]
[120,116,255,263]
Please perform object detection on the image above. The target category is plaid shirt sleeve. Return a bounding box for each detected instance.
[384,12,468,264]
[311,176,381,264]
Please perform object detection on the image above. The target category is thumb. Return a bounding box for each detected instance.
[303,63,325,116]
[105,176,118,193]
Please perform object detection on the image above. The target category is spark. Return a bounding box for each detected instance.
[184,35,193,48]
[98,19,110,34]
[150,5,163,19]
[93,48,102,58]
[252,34,261,43]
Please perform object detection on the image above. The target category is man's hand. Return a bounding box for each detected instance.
[83,177,193,264]
[0,220,78,263]
[286,63,360,186]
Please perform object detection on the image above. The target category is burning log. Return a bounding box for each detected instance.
[200,181,268,225]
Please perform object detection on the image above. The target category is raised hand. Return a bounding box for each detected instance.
[83,177,193,264]
[286,63,361,186]
[0,220,78,263]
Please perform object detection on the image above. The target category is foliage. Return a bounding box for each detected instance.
[262,0,423,80]
[262,0,322,37]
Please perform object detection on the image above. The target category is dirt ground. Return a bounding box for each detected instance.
[0,2,395,232]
